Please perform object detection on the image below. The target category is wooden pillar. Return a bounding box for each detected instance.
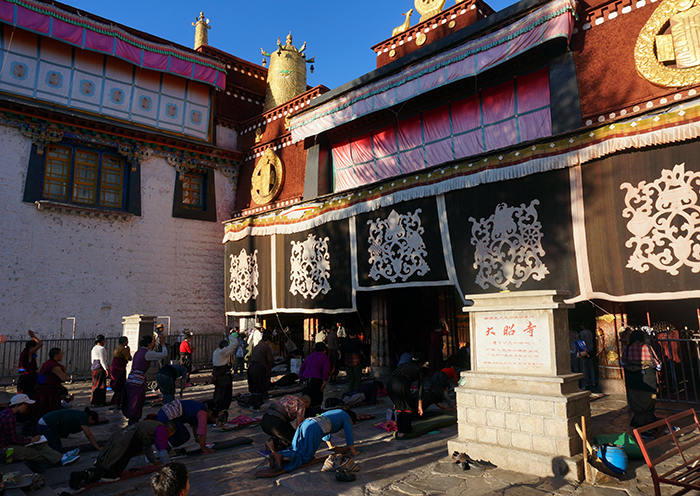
[303,317,318,356]
[438,287,458,358]
[370,293,390,372]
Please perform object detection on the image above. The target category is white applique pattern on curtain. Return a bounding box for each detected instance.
[289,234,331,299]
[367,209,430,283]
[469,199,549,290]
[621,163,700,275]
[229,249,259,303]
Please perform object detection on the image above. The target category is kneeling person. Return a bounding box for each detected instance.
[156,399,217,453]
[37,407,101,453]
[271,409,358,472]
[261,394,310,451]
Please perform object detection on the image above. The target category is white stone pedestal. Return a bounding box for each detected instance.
[447,291,590,481]
[122,314,157,374]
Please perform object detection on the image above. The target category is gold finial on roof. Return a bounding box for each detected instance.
[192,12,210,50]
[261,32,315,111]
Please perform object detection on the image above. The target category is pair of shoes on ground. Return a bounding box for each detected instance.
[61,448,80,466]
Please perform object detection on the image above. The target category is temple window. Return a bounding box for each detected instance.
[172,169,217,222]
[41,144,125,209]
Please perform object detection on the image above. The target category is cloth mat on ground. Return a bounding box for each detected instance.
[396,413,457,440]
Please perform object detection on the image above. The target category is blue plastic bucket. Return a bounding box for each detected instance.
[597,444,628,475]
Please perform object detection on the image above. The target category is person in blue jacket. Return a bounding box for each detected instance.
[156,399,217,453]
[270,408,358,472]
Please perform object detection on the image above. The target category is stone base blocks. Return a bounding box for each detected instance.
[448,372,590,480]
[449,290,591,481]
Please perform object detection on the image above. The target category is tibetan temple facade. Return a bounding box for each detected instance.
[0,0,699,394]
[222,0,700,389]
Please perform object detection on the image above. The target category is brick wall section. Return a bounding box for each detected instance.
[0,125,234,338]
[456,387,589,457]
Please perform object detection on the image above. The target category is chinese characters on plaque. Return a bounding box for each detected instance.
[474,312,551,375]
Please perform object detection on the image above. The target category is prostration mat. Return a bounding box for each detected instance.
[396,413,457,440]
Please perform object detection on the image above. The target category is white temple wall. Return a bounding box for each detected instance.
[0,124,234,339]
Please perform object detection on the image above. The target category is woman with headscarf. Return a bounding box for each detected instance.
[35,347,70,419]
[17,330,42,398]
[110,336,132,407]
[90,335,109,407]
[123,334,168,424]
[622,329,661,428]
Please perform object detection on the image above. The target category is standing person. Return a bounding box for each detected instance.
[261,395,311,451]
[17,330,42,398]
[123,334,168,424]
[248,330,274,399]
[269,409,359,472]
[35,347,70,419]
[69,420,175,489]
[179,331,194,386]
[234,332,247,376]
[157,363,188,405]
[622,329,661,428]
[110,337,132,407]
[428,320,449,373]
[342,330,363,393]
[577,323,597,391]
[37,408,101,452]
[90,335,109,407]
[1,394,75,470]
[336,322,347,364]
[151,463,190,496]
[299,343,330,410]
[326,326,339,382]
[388,357,426,437]
[212,339,236,412]
[247,324,264,359]
[156,399,217,453]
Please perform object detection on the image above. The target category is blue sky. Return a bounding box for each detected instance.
[65,0,518,90]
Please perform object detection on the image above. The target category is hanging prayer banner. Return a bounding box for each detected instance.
[355,197,450,289]
[578,140,700,302]
[225,235,273,316]
[445,168,579,299]
[276,219,355,313]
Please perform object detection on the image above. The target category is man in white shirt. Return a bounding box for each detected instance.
[212,339,236,413]
[90,335,109,407]
[314,328,327,344]
[247,324,264,356]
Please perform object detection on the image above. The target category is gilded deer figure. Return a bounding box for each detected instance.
[392,9,413,37]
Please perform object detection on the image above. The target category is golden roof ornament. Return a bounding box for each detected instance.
[635,0,700,86]
[251,148,284,205]
[261,33,315,111]
[192,12,210,50]
[392,9,414,37]
[414,0,446,23]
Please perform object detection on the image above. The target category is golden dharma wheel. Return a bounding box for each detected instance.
[415,0,446,22]
[251,148,284,205]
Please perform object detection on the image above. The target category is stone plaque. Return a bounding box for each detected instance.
[473,310,551,375]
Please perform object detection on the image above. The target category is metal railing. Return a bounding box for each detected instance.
[0,334,224,382]
[653,334,700,404]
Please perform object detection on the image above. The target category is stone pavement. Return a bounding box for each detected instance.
[1,374,682,495]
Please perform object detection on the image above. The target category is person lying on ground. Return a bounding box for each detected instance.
[37,407,101,452]
[0,394,77,471]
[156,399,217,453]
[261,394,311,451]
[151,462,190,496]
[69,419,175,489]
[269,408,359,472]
